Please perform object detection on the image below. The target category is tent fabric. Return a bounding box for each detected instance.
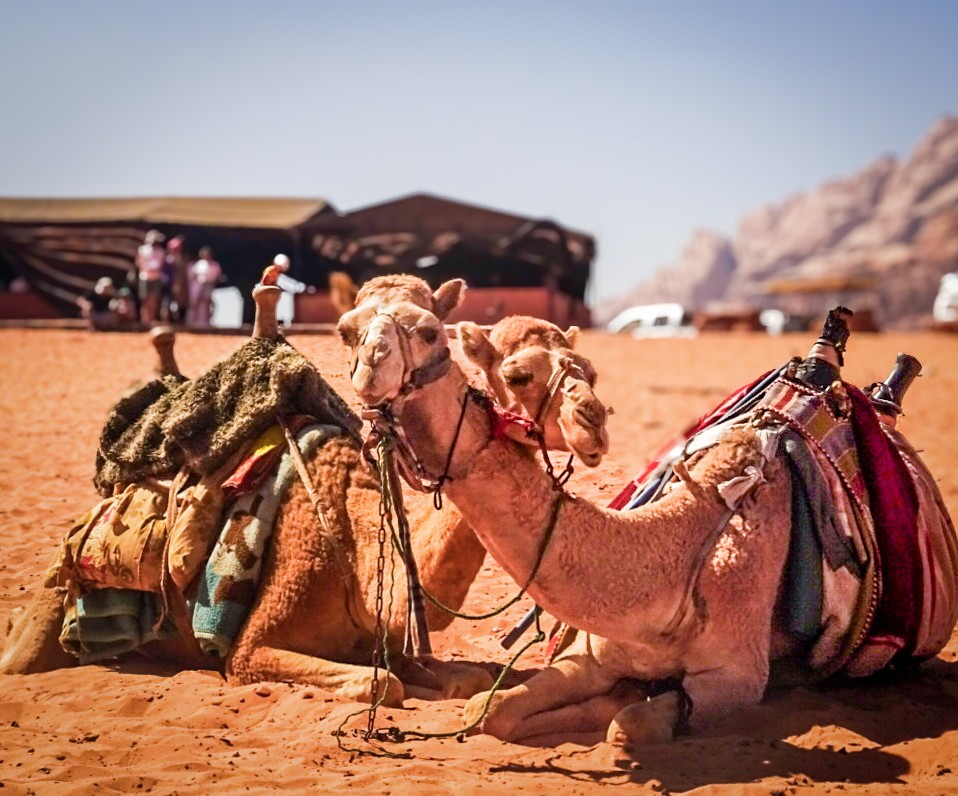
[0,197,330,230]
[305,192,595,302]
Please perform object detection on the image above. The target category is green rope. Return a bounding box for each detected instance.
[378,609,546,743]
[414,492,564,621]
[336,433,563,753]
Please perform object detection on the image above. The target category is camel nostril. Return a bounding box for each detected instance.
[574,403,607,428]
[359,339,389,367]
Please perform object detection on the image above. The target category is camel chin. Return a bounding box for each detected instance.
[563,425,609,468]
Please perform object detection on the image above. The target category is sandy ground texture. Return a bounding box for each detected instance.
[1,327,958,795]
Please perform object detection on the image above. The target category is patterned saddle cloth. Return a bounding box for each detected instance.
[607,368,958,678]
[755,376,958,676]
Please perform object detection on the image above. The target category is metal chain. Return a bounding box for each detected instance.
[364,446,390,741]
[338,398,572,755]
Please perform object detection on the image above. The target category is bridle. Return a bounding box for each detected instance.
[354,310,587,497]
[531,355,591,428]
[349,308,452,398]
[356,309,479,499]
[346,305,576,735]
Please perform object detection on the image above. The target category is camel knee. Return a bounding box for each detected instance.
[606,691,682,750]
[0,591,72,675]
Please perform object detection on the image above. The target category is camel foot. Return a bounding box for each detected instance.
[420,658,494,699]
[343,670,406,708]
[606,691,680,752]
[463,688,514,739]
[1,590,72,675]
[400,658,493,700]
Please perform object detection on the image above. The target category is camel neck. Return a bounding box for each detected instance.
[394,363,745,639]
[392,366,494,483]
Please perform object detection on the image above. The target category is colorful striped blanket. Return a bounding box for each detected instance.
[191,424,338,657]
[608,370,958,678]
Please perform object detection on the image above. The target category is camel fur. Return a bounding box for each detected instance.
[338,275,927,752]
[1,277,612,710]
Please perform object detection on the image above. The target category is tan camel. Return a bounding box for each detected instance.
[336,274,892,749]
[1,276,611,710]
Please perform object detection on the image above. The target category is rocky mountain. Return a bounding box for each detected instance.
[597,116,958,329]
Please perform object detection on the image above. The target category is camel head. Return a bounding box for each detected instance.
[337,274,465,407]
[457,316,610,467]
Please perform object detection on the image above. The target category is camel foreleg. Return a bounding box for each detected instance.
[0,588,73,675]
[397,656,494,700]
[227,645,406,707]
[463,648,618,742]
[606,663,768,753]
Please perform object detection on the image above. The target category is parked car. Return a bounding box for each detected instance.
[606,303,696,338]
[934,272,958,324]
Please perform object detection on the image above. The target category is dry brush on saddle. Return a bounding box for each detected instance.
[0,270,613,711]
[338,276,958,755]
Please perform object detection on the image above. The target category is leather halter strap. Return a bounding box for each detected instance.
[532,356,589,428]
[350,309,452,397]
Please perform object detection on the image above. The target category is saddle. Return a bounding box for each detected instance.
[600,370,958,678]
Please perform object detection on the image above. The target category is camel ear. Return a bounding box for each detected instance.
[432,279,466,321]
[329,272,359,316]
[457,321,499,372]
[564,325,581,348]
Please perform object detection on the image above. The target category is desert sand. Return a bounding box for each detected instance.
[1,327,958,795]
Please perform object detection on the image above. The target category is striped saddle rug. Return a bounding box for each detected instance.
[606,369,958,678]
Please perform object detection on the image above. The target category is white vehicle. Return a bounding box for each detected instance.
[933,272,958,323]
[759,309,815,335]
[606,302,696,338]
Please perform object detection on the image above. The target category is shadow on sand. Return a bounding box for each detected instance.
[489,657,958,791]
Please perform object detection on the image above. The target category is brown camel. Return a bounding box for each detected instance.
[337,274,957,750]
[1,276,611,710]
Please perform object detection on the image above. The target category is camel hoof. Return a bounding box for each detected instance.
[375,671,406,708]
[337,670,405,708]
[606,692,680,750]
[463,689,510,737]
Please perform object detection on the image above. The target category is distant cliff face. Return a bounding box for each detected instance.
[597,116,958,328]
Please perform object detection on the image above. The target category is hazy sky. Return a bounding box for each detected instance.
[2,1,956,302]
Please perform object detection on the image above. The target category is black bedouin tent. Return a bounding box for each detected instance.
[0,197,334,322]
[303,192,594,307]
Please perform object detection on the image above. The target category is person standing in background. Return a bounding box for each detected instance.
[271,253,306,326]
[166,236,191,323]
[188,245,222,326]
[77,277,119,331]
[136,230,166,324]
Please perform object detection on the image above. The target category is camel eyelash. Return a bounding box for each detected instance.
[417,326,439,344]
[503,371,533,387]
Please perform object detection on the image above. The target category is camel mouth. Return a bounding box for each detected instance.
[574,448,604,468]
[558,391,610,468]
[564,423,609,468]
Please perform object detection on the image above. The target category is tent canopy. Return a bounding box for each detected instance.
[0,197,330,229]
[762,275,878,294]
[304,192,594,301]
[0,196,334,318]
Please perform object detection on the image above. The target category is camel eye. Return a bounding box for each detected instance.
[503,370,533,388]
[417,326,439,344]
